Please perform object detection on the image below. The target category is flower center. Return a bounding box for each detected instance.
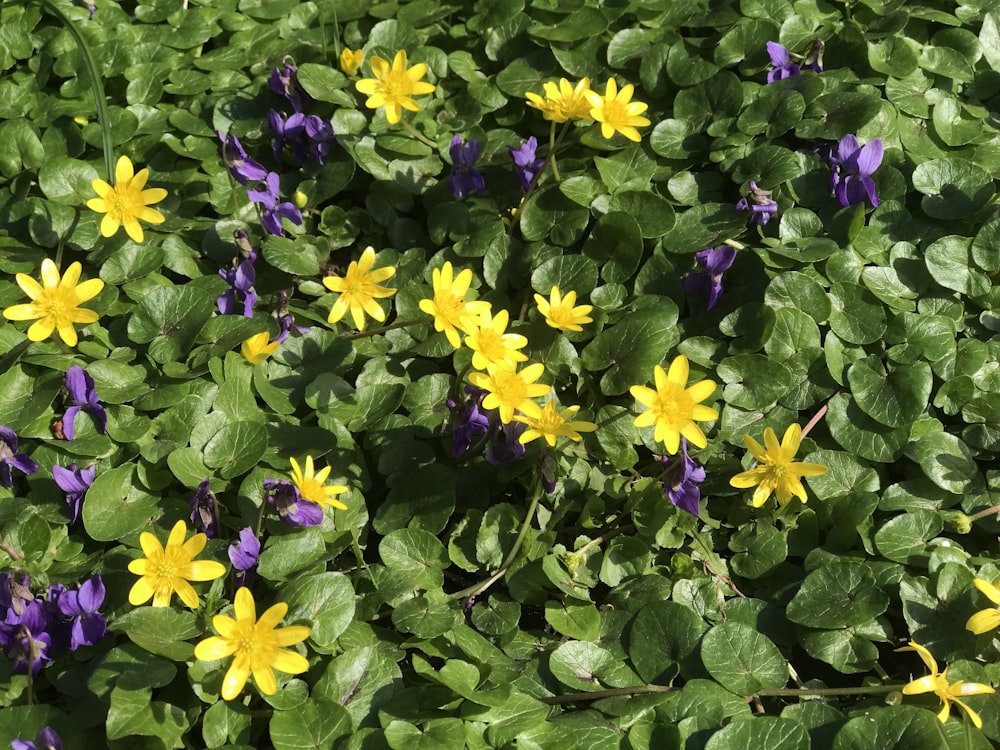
[548,304,576,328]
[296,477,324,504]
[37,289,72,321]
[381,72,411,101]
[106,186,139,221]
[652,385,693,428]
[492,370,527,406]
[602,99,629,128]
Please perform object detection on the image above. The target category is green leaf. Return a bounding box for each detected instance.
[283,572,355,649]
[628,601,706,683]
[113,607,199,662]
[201,421,268,479]
[379,528,450,590]
[581,307,680,396]
[717,354,794,410]
[519,185,591,246]
[608,191,676,238]
[313,646,402,728]
[383,718,467,750]
[392,593,463,639]
[795,92,882,139]
[202,701,252,748]
[701,622,788,695]
[831,705,947,750]
[258,528,327,582]
[847,356,932,428]
[269,699,353,750]
[531,255,599,296]
[263,235,326,276]
[825,394,910,463]
[912,159,994,220]
[924,235,991,296]
[733,145,801,188]
[0,365,61,431]
[126,282,217,363]
[548,640,617,691]
[828,283,887,345]
[82,464,160,543]
[107,686,190,748]
[912,430,980,494]
[38,157,100,204]
[296,63,353,106]
[729,523,787,579]
[786,562,889,628]
[705,716,810,750]
[867,38,919,78]
[582,211,644,283]
[874,511,944,565]
[545,600,601,641]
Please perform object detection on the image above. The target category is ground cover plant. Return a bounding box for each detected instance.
[3,0,1000,747]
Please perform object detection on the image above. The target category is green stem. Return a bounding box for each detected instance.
[507,120,573,235]
[400,119,438,148]
[341,318,422,340]
[538,682,903,705]
[969,505,1000,522]
[690,527,746,599]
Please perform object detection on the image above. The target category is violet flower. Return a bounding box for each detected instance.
[661,438,705,517]
[57,574,106,651]
[11,727,63,750]
[247,172,303,237]
[304,116,337,165]
[448,387,491,458]
[448,135,485,198]
[267,110,308,162]
[189,478,219,539]
[272,290,310,344]
[264,479,323,527]
[766,42,800,82]
[4,600,52,675]
[486,422,527,466]
[828,134,883,208]
[804,38,825,73]
[217,257,257,317]
[217,131,268,186]
[52,463,95,525]
[508,137,544,191]
[0,426,38,488]
[228,527,261,587]
[683,246,738,310]
[268,60,307,113]
[62,366,107,440]
[735,180,777,226]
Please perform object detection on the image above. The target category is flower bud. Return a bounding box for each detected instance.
[292,190,308,209]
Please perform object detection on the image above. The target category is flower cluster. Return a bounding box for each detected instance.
[526,76,650,142]
[264,456,347,528]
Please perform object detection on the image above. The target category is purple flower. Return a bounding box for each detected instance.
[217,131,268,186]
[247,172,303,237]
[766,41,801,83]
[3,600,52,675]
[683,246,738,310]
[57,574,106,651]
[508,137,544,191]
[217,257,257,317]
[448,135,485,198]
[735,180,777,226]
[265,479,323,527]
[11,727,63,750]
[189,478,219,539]
[486,422,527,466]
[52,463,95,525]
[62,366,107,440]
[828,134,883,208]
[267,110,308,162]
[661,439,705,517]
[448,387,492,458]
[804,38,825,73]
[0,426,38,488]
[228,527,261,587]
[268,61,307,113]
[272,290,310,343]
[304,116,337,165]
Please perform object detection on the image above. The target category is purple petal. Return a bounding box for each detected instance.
[853,138,883,177]
[63,366,91,405]
[62,406,80,440]
[766,41,791,67]
[0,426,17,449]
[11,454,38,478]
[77,574,105,612]
[52,464,88,494]
[834,134,860,164]
[697,246,737,275]
[70,612,106,649]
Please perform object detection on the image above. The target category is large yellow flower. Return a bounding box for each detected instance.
[241,332,279,365]
[468,362,549,424]
[584,79,651,143]
[630,355,717,455]
[355,50,436,124]
[289,456,347,510]
[127,520,226,609]
[526,78,593,123]
[3,259,104,347]
[86,155,167,243]
[897,640,995,729]
[514,398,597,447]
[418,261,490,348]
[966,578,1000,634]
[534,286,593,332]
[323,246,397,331]
[194,587,311,701]
[462,307,528,371]
[729,423,827,507]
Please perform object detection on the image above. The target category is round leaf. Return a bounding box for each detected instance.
[785,562,889,628]
[701,622,787,695]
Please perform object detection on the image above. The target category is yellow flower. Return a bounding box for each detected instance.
[966,579,1000,634]
[86,155,167,243]
[468,362,549,424]
[584,79,651,143]
[729,423,827,507]
[194,587,311,701]
[418,261,490,348]
[241,332,279,365]
[289,456,347,510]
[534,286,593,332]
[514,398,597,447]
[526,78,593,123]
[355,50,436,124]
[462,307,528,371]
[127,520,226,609]
[897,640,995,729]
[323,246,397,331]
[630,355,717,455]
[339,47,364,76]
[3,259,104,347]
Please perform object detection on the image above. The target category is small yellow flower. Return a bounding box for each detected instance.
[897,640,995,729]
[468,362,549,424]
[418,261,490,348]
[241,332,279,365]
[534,286,593,332]
[323,246,397,331]
[966,579,1000,634]
[515,398,597,447]
[86,155,168,243]
[462,307,528,371]
[339,47,365,76]
[289,456,347,510]
[3,259,104,347]
[526,78,593,123]
[127,520,226,609]
[355,50,436,124]
[729,423,827,507]
[630,355,717,455]
[584,79,651,143]
[194,587,311,701]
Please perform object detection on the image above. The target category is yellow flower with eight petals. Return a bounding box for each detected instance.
[127,519,226,608]
[729,423,827,507]
[86,155,167,243]
[194,587,311,701]
[418,261,491,348]
[339,47,364,76]
[897,640,995,729]
[3,259,104,347]
[966,578,1000,634]
[534,286,593,332]
[526,78,593,123]
[323,246,397,331]
[584,79,651,143]
[290,456,347,510]
[462,307,528,371]
[355,50,436,124]
[515,398,597,447]
[468,362,549,424]
[630,355,717,455]
[241,332,279,365]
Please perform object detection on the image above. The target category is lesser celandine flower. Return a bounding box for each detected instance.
[584,79,650,142]
[525,78,593,122]
[322,246,397,331]
[241,332,279,365]
[355,50,436,124]
[468,362,549,424]
[514,398,597,447]
[339,47,364,75]
[418,261,491,348]
[194,587,311,701]
[127,520,226,608]
[86,155,167,243]
[3,259,104,347]
[462,307,528,371]
[534,286,592,332]
[630,355,717,455]
[897,640,995,729]
[966,578,1000,634]
[289,456,347,510]
[729,424,827,507]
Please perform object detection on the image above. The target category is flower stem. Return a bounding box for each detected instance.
[400,119,438,148]
[970,505,1000,522]
[800,389,840,439]
[341,318,421,340]
[537,682,903,705]
[507,121,573,235]
[690,527,747,599]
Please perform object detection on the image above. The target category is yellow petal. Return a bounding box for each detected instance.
[973,578,1000,606]
[271,649,310,674]
[966,608,1000,635]
[195,636,237,661]
[221,663,250,701]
